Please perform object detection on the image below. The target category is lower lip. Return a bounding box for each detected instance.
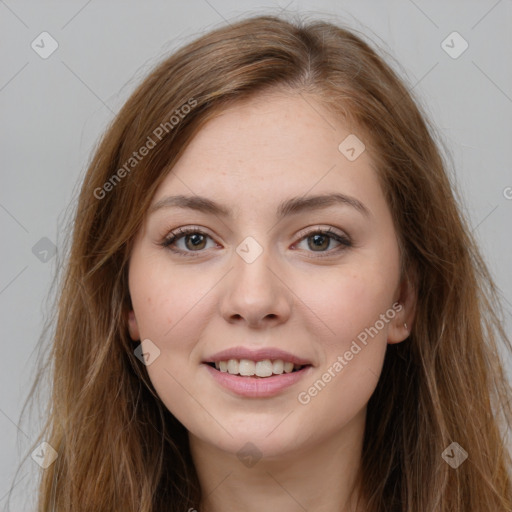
[203,363,313,398]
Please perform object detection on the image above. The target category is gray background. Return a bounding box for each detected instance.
[1,0,511,509]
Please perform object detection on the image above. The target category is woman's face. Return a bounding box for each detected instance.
[127,91,412,458]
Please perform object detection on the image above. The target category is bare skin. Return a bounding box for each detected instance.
[127,90,415,512]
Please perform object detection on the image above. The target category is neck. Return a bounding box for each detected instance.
[189,407,368,512]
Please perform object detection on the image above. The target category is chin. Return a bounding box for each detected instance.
[192,422,308,460]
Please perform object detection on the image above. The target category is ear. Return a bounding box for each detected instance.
[387,269,417,345]
[127,310,140,341]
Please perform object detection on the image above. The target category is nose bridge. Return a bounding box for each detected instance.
[219,235,292,326]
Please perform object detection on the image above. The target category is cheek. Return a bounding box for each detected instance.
[129,254,213,342]
[128,259,213,422]
[300,265,397,349]
[295,270,394,428]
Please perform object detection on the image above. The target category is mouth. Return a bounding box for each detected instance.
[202,356,314,397]
[204,359,312,378]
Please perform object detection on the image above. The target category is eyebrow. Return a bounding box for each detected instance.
[149,192,370,219]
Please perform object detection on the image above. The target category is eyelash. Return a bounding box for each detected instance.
[159,226,352,258]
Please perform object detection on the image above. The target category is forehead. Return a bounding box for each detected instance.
[152,91,383,217]
[176,91,352,171]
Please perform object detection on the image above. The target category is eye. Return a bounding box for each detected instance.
[160,227,217,256]
[160,226,352,258]
[294,227,352,256]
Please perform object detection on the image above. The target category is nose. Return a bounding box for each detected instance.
[219,245,293,329]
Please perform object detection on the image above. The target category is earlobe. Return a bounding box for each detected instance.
[127,310,140,341]
[387,313,411,345]
[387,270,417,344]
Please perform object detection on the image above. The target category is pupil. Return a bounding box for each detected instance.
[187,234,206,250]
[309,234,328,251]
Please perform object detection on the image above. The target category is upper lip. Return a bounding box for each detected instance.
[204,346,313,366]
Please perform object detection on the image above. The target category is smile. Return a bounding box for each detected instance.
[203,361,313,398]
[208,358,306,378]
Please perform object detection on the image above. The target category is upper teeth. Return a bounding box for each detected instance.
[214,359,302,377]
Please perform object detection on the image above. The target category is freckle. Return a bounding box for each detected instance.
[147,297,152,305]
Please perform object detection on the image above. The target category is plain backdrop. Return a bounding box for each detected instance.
[1,1,511,509]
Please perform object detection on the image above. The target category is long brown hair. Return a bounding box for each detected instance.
[8,12,512,511]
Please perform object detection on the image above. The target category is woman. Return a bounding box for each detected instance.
[11,13,512,512]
